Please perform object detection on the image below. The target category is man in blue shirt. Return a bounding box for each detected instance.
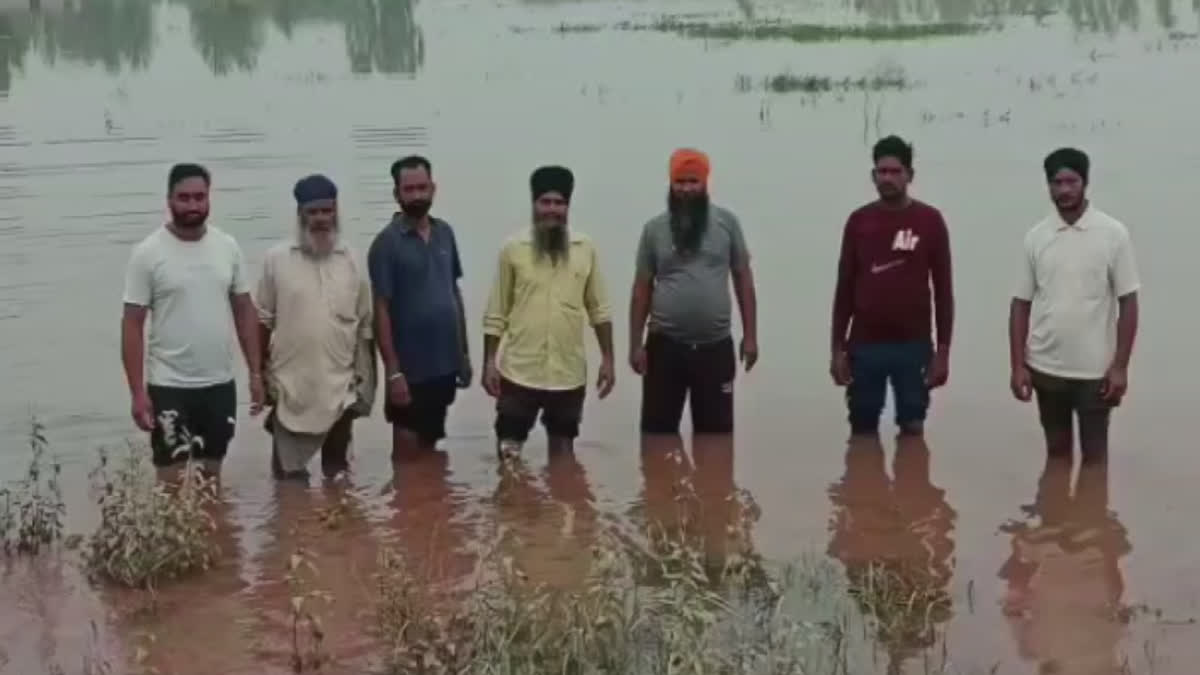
[368,155,471,460]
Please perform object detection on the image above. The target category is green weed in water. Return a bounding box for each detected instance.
[539,17,991,43]
[737,71,912,95]
[0,416,65,556]
[83,440,219,591]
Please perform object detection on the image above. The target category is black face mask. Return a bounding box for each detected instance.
[401,199,432,219]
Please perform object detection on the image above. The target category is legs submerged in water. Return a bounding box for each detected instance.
[845,342,931,437]
[494,377,585,462]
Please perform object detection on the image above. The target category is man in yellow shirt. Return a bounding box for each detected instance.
[482,165,615,460]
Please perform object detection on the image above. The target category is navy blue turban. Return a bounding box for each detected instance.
[294,173,338,206]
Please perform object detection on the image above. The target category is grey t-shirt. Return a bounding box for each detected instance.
[636,204,750,344]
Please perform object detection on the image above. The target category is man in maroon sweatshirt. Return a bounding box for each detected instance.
[829,135,954,436]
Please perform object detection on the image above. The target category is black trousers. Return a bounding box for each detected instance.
[640,333,736,435]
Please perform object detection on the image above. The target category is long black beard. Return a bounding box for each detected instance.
[667,190,710,254]
[533,223,569,265]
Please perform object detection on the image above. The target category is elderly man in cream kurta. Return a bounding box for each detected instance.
[255,174,376,480]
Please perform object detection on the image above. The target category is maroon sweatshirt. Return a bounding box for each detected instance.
[831,199,954,351]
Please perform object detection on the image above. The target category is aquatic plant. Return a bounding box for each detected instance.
[535,17,992,43]
[286,544,332,673]
[369,448,950,675]
[83,439,219,590]
[738,71,913,95]
[0,416,66,556]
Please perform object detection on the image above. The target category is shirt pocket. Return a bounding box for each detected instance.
[555,259,588,310]
[327,282,360,324]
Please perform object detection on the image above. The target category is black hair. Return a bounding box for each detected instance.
[872,135,913,170]
[390,155,432,183]
[1042,147,1090,184]
[167,163,210,192]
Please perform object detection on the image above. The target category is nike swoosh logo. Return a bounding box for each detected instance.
[871,260,905,274]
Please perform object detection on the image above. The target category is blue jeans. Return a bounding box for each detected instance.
[845,341,932,434]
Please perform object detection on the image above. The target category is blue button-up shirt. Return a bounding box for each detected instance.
[367,215,464,384]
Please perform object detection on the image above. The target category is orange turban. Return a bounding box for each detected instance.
[669,148,710,182]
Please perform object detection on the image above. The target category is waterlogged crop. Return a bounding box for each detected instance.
[83,440,219,590]
[0,417,65,556]
[372,450,882,675]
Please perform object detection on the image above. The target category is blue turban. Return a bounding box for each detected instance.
[294,174,338,206]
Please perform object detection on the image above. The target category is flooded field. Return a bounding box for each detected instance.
[2,0,1200,672]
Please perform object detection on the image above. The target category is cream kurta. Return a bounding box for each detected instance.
[255,242,376,434]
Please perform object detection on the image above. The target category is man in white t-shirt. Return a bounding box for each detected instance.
[1008,148,1140,464]
[120,163,264,470]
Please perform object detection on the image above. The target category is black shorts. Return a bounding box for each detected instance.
[495,378,586,442]
[1030,367,1113,433]
[640,333,736,435]
[384,374,458,445]
[147,380,237,467]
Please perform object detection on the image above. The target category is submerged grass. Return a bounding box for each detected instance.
[538,17,992,43]
[0,417,65,556]
[83,440,219,591]
[369,449,959,675]
[738,71,912,94]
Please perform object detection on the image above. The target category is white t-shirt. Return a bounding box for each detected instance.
[1014,206,1140,379]
[122,225,250,388]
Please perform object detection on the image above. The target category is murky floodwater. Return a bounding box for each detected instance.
[3,0,1200,672]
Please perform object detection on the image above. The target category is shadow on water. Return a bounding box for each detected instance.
[0,0,424,87]
[998,457,1133,674]
[826,434,958,674]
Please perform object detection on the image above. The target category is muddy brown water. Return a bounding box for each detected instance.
[2,0,1200,673]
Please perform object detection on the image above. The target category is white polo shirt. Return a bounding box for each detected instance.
[1014,205,1140,380]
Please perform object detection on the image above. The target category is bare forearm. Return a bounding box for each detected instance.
[1112,294,1139,369]
[374,300,400,374]
[483,334,500,369]
[120,317,146,396]
[257,322,271,370]
[454,285,470,360]
[234,306,262,376]
[629,280,651,350]
[1008,299,1031,371]
[593,322,614,360]
[733,268,758,340]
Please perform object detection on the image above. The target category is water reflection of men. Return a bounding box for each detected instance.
[628,148,758,434]
[639,433,743,575]
[368,156,471,461]
[120,163,263,472]
[492,453,598,587]
[482,166,615,461]
[999,458,1131,673]
[1008,148,1140,464]
[255,174,376,480]
[826,435,957,667]
[829,135,954,437]
[385,450,477,584]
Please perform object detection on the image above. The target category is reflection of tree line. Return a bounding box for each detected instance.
[849,0,1195,34]
[0,0,423,92]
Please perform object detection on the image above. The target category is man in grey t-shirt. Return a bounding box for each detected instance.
[628,148,759,435]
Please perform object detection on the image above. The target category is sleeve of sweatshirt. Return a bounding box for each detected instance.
[830,214,857,352]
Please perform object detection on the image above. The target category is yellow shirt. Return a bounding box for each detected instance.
[483,230,611,390]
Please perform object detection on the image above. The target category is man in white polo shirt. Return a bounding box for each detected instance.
[1008,147,1140,464]
[121,163,264,472]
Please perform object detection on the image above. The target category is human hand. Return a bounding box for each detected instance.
[830,351,852,386]
[249,373,265,416]
[388,373,411,407]
[739,337,759,372]
[131,389,155,432]
[925,351,950,388]
[457,357,474,389]
[597,357,615,399]
[1010,365,1033,402]
[482,362,501,398]
[629,345,647,375]
[1100,365,1127,404]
